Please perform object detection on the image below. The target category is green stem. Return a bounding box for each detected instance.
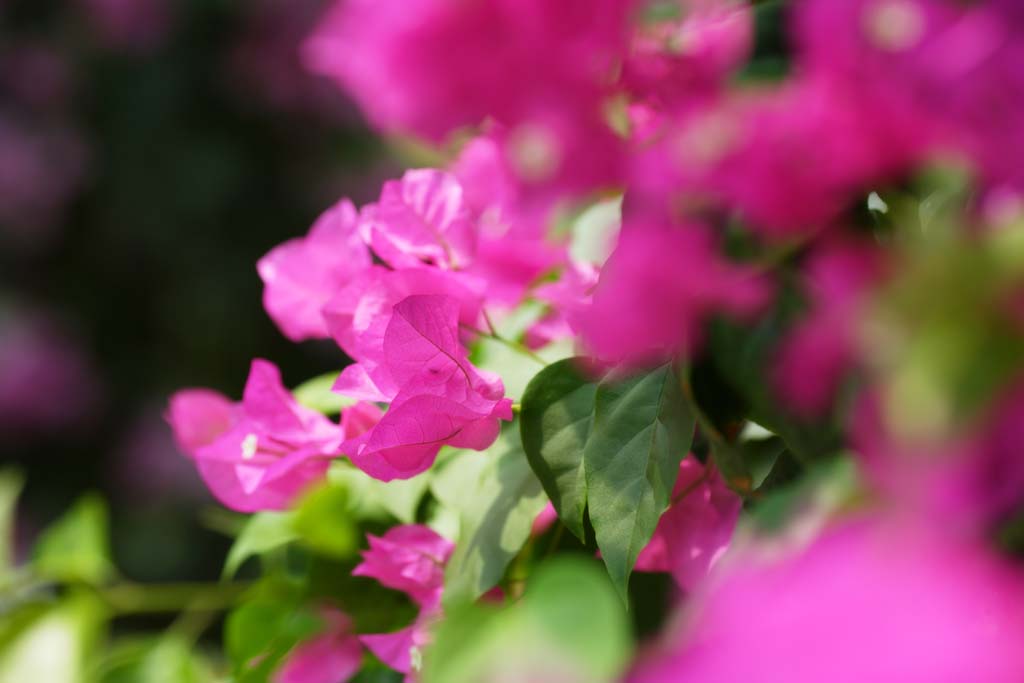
[97,580,252,615]
[462,324,548,366]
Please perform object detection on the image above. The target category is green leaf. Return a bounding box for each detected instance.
[422,557,631,683]
[327,461,430,524]
[33,494,115,585]
[291,484,358,559]
[99,636,212,683]
[519,358,599,540]
[434,429,549,608]
[0,470,24,577]
[585,365,695,602]
[0,594,105,683]
[223,512,297,579]
[226,592,320,683]
[292,371,354,416]
[472,337,573,402]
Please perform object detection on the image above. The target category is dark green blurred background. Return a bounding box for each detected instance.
[0,0,392,583]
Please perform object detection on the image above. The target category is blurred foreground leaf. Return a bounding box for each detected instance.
[33,494,114,585]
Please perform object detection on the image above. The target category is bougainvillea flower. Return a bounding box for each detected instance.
[630,516,1024,682]
[354,525,454,678]
[794,0,1024,190]
[325,267,486,402]
[339,295,512,480]
[274,608,362,683]
[774,240,888,416]
[360,169,477,271]
[622,0,753,108]
[257,198,371,341]
[167,359,378,512]
[525,261,599,349]
[304,0,635,141]
[633,456,741,593]
[581,217,770,365]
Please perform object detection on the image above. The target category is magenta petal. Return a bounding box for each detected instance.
[352,524,453,607]
[345,394,494,481]
[274,609,362,683]
[362,169,477,270]
[166,388,236,456]
[258,199,370,341]
[359,626,417,675]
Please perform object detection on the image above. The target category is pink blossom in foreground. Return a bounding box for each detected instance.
[360,169,477,271]
[274,608,362,683]
[581,217,770,365]
[167,360,379,512]
[630,516,1024,682]
[338,295,512,481]
[633,456,741,593]
[774,240,888,416]
[853,381,1024,531]
[353,525,454,679]
[304,0,635,141]
[325,268,485,402]
[258,198,371,342]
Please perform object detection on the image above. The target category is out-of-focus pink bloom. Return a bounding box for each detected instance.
[0,117,88,243]
[78,0,172,52]
[354,525,454,678]
[0,43,73,111]
[631,74,929,237]
[622,0,753,109]
[795,0,1024,191]
[774,240,887,416]
[0,311,101,434]
[531,502,559,537]
[304,0,635,141]
[338,296,512,481]
[853,382,1024,531]
[167,359,379,512]
[525,261,598,349]
[581,217,770,365]
[274,608,362,683]
[634,456,741,593]
[360,170,477,271]
[258,199,371,342]
[630,516,1024,682]
[226,0,351,118]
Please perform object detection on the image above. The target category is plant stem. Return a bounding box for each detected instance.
[462,324,548,366]
[97,580,251,615]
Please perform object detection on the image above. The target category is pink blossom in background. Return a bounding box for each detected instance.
[0,116,89,245]
[774,240,888,416]
[167,359,378,512]
[794,0,1024,191]
[622,0,752,109]
[226,0,353,118]
[581,216,770,365]
[304,0,635,141]
[353,525,454,678]
[853,382,1024,532]
[525,261,598,350]
[77,0,172,51]
[630,516,1024,683]
[338,295,512,481]
[0,310,101,434]
[274,608,363,683]
[0,43,73,111]
[258,198,371,341]
[633,456,741,593]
